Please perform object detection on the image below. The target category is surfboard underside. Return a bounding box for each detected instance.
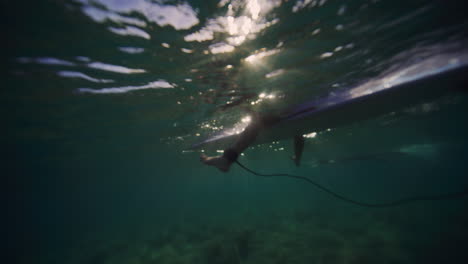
[191,64,468,150]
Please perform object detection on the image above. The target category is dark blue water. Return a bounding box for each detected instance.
[5,0,468,263]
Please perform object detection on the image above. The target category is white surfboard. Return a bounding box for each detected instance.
[191,57,468,150]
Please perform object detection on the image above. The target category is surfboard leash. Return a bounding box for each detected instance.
[235,160,468,208]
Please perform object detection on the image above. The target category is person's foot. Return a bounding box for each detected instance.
[200,154,232,172]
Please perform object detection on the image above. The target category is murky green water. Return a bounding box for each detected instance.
[5,0,468,263]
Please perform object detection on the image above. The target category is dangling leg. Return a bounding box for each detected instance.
[201,113,281,172]
[291,135,305,166]
[200,117,262,172]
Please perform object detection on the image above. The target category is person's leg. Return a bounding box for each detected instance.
[291,134,305,166]
[200,121,261,172]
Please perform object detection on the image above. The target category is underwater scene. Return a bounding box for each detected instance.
[5,0,468,263]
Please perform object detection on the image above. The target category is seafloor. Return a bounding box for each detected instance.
[65,204,468,264]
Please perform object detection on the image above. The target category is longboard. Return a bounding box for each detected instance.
[191,60,468,150]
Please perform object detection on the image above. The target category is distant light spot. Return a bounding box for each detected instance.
[265,69,285,78]
[320,52,333,59]
[303,132,317,138]
[87,62,146,74]
[345,43,355,49]
[241,116,252,123]
[161,43,170,48]
[245,48,280,63]
[181,48,194,53]
[118,47,145,54]
[337,5,346,16]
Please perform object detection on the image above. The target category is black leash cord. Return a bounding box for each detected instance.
[235,160,468,208]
